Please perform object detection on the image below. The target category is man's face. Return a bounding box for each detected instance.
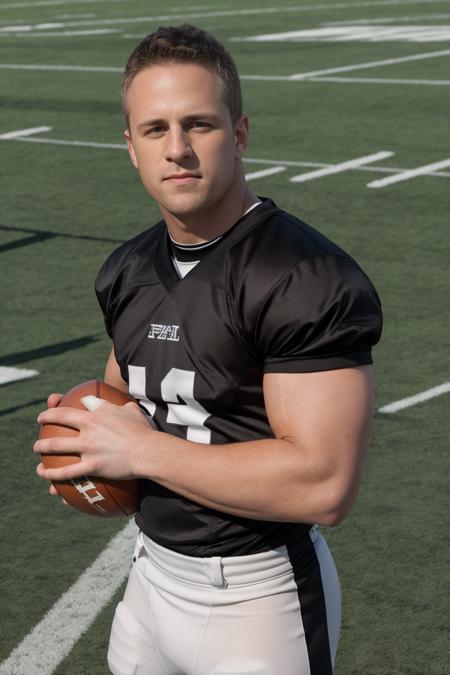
[124,62,248,221]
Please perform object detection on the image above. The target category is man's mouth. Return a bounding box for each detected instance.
[164,173,201,183]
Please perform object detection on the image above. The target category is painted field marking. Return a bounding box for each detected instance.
[1,0,450,20]
[306,76,450,86]
[367,158,450,187]
[326,13,450,24]
[0,22,67,32]
[379,382,450,413]
[1,130,449,181]
[0,366,39,385]
[245,166,286,181]
[0,0,131,8]
[1,62,450,88]
[0,520,137,675]
[2,62,447,87]
[3,62,447,86]
[54,13,97,20]
[0,63,122,72]
[245,157,450,177]
[289,49,450,79]
[233,26,450,43]
[290,151,393,183]
[3,135,127,150]
[5,28,119,37]
[0,126,51,139]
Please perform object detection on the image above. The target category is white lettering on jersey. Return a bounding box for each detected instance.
[161,368,211,444]
[148,324,180,342]
[128,365,156,417]
[128,365,211,444]
[71,477,107,512]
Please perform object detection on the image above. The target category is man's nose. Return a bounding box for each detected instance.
[165,128,194,163]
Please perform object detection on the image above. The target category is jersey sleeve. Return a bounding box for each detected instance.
[95,239,135,339]
[94,226,162,339]
[256,253,382,373]
[95,255,117,339]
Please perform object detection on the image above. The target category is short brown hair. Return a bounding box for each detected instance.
[122,24,243,126]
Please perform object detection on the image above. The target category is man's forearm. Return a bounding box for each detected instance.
[36,369,370,526]
[135,432,350,526]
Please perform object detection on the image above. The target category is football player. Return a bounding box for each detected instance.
[35,25,382,675]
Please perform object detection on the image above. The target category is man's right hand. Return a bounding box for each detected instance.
[47,393,63,408]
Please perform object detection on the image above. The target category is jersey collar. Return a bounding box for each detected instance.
[154,198,280,293]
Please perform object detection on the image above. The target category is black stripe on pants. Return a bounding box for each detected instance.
[286,536,333,675]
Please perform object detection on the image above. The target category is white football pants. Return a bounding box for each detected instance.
[108,526,341,675]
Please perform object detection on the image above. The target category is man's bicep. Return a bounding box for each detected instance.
[104,347,129,393]
[263,366,374,493]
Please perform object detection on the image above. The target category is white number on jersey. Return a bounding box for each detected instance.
[128,365,211,444]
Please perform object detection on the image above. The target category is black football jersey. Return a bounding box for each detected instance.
[95,198,382,556]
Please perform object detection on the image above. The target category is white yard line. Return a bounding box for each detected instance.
[1,134,450,179]
[0,63,122,72]
[326,13,450,24]
[2,58,450,88]
[5,136,127,150]
[0,126,51,139]
[1,63,448,87]
[288,49,450,80]
[307,76,450,86]
[2,1,450,27]
[10,24,450,42]
[54,13,97,19]
[170,4,216,9]
[0,520,137,675]
[232,26,450,43]
[246,157,450,177]
[0,366,39,385]
[367,158,450,187]
[41,0,450,14]
[290,151,393,183]
[4,29,119,37]
[379,382,450,413]
[245,166,286,181]
[0,0,133,9]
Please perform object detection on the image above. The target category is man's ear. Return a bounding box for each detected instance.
[124,129,139,170]
[234,114,249,159]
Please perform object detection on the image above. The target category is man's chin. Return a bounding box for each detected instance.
[160,196,211,220]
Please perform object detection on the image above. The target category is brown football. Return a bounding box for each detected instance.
[39,380,141,517]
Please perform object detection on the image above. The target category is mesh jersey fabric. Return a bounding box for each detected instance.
[95,198,382,556]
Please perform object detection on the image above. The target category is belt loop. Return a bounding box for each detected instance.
[309,524,320,544]
[133,531,146,563]
[206,557,228,588]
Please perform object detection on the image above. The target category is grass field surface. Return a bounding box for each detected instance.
[1,0,449,673]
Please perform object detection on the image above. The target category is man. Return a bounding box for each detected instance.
[35,25,382,675]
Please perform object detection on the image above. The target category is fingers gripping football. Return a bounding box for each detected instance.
[47,392,63,408]
[34,398,153,482]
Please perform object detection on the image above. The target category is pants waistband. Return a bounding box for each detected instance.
[137,526,320,589]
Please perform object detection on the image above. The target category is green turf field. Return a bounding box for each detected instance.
[1,0,449,673]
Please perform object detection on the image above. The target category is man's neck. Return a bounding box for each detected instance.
[160,181,259,245]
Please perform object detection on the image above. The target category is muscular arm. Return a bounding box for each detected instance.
[104,346,128,392]
[141,365,373,526]
[36,354,374,526]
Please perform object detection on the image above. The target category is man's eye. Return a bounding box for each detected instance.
[188,121,211,131]
[146,127,165,136]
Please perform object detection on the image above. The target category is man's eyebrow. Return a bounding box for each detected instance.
[182,113,219,122]
[137,118,165,131]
